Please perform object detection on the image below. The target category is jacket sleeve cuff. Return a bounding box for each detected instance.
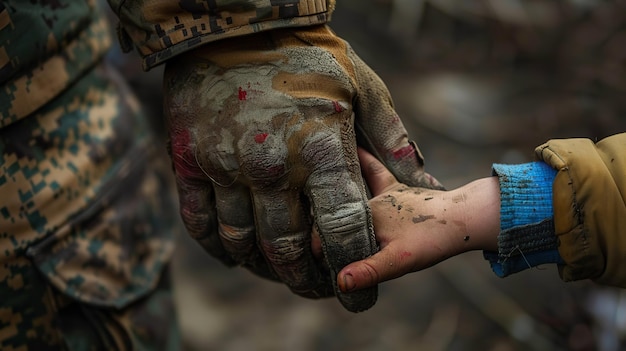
[492,161,557,230]
[484,162,563,277]
[484,219,565,277]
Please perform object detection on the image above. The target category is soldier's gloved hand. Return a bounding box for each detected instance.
[163,25,442,313]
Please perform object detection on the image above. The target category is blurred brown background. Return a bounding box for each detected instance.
[105,1,626,350]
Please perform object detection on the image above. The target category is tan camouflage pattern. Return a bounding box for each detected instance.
[0,0,111,128]
[0,1,178,349]
[108,0,335,70]
[1,258,179,351]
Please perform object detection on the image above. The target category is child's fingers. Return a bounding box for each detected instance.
[358,147,399,196]
[337,243,408,292]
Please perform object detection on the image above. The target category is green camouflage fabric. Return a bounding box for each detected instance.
[0,1,111,128]
[108,0,335,70]
[0,1,179,349]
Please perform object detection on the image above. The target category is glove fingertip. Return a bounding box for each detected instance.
[337,287,378,313]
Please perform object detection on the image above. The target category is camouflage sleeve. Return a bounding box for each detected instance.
[107,0,335,70]
[0,59,177,303]
[0,37,179,351]
[0,2,179,348]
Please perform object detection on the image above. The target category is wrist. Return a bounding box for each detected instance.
[445,177,500,254]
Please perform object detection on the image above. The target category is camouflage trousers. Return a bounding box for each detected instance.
[0,62,180,350]
[0,262,180,351]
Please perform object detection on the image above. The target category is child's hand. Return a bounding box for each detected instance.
[337,148,500,293]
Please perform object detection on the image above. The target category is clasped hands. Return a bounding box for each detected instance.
[163,25,441,312]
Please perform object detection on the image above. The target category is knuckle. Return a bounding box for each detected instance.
[239,133,288,185]
[259,235,320,292]
[300,131,343,168]
[317,201,368,237]
[256,200,293,234]
[218,224,257,261]
[194,129,240,184]
[260,235,307,264]
[178,194,215,241]
[169,130,205,180]
[180,209,211,240]
[361,260,382,285]
[219,224,254,244]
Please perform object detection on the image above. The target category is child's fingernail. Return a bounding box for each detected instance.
[343,273,356,292]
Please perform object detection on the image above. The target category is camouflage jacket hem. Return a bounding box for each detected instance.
[109,0,335,71]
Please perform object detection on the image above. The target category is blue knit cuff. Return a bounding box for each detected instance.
[483,248,563,277]
[483,219,565,277]
[492,161,557,230]
[484,162,562,277]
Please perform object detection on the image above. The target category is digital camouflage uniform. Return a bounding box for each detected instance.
[109,0,335,70]
[0,1,179,349]
[0,0,343,349]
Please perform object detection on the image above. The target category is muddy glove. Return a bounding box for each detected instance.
[163,25,442,313]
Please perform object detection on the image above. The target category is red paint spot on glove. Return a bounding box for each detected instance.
[171,129,204,178]
[333,101,344,112]
[238,87,247,101]
[171,129,191,162]
[392,145,414,160]
[255,133,269,143]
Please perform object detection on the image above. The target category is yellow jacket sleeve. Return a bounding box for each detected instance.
[535,132,626,287]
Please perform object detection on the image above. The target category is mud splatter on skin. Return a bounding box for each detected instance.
[453,220,467,233]
[382,194,398,207]
[411,189,427,195]
[452,194,467,203]
[380,194,414,213]
[412,215,435,223]
[438,219,447,225]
